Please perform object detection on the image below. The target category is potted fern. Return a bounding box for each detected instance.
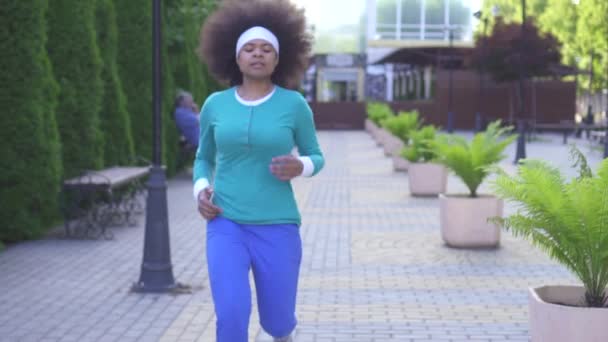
[491,148,608,342]
[433,121,516,248]
[365,102,392,145]
[401,125,447,195]
[382,110,421,158]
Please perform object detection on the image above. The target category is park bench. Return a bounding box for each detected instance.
[589,130,606,144]
[62,166,150,239]
[532,121,607,145]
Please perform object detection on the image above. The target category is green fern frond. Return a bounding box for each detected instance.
[434,120,516,197]
[366,102,393,125]
[382,110,422,143]
[569,144,593,179]
[492,151,608,307]
[401,125,438,162]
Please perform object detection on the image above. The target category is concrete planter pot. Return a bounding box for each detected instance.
[529,286,608,342]
[365,119,380,142]
[375,128,391,147]
[408,163,447,196]
[383,134,405,157]
[439,194,502,248]
[365,119,378,136]
[393,156,409,172]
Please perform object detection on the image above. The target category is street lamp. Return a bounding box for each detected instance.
[445,26,457,133]
[473,10,489,132]
[514,0,527,164]
[132,0,179,293]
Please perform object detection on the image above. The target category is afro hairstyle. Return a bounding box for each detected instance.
[198,0,312,89]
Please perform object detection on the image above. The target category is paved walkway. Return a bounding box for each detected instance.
[0,131,605,342]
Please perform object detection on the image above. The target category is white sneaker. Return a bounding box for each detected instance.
[274,331,295,342]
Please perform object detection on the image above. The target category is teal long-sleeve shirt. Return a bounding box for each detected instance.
[193,86,324,226]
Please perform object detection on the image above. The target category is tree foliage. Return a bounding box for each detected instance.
[472,19,561,82]
[481,0,607,91]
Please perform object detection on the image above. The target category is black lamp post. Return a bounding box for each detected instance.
[132,0,177,293]
[473,11,488,132]
[447,29,455,133]
[514,0,527,164]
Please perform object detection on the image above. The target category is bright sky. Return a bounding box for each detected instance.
[293,0,483,31]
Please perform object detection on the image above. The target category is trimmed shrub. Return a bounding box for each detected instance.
[116,0,179,174]
[96,0,135,166]
[47,0,104,177]
[115,0,154,162]
[0,0,62,241]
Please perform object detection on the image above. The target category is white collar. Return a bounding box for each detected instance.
[234,86,276,106]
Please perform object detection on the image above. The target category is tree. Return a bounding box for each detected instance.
[47,0,104,177]
[538,0,578,66]
[96,0,135,166]
[482,0,607,92]
[0,0,62,241]
[473,19,562,83]
[472,19,562,121]
[480,0,549,27]
[575,0,608,91]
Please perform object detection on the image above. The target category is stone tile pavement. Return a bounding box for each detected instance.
[0,131,605,342]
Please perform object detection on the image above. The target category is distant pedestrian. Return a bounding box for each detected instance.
[173,90,200,148]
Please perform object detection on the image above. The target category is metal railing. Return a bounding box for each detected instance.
[374,23,468,41]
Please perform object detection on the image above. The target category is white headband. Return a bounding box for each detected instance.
[236,26,279,58]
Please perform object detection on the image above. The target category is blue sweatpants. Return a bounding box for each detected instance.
[206,217,302,342]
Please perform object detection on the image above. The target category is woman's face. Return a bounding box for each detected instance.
[236,39,279,81]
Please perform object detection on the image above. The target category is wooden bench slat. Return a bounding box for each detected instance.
[64,167,149,188]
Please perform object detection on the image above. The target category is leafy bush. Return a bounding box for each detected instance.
[366,102,393,125]
[401,125,438,163]
[492,147,608,307]
[433,120,516,197]
[382,110,421,143]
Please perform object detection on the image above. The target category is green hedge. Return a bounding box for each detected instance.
[116,0,179,174]
[47,0,104,178]
[162,0,178,175]
[0,0,62,241]
[115,0,154,163]
[96,0,135,166]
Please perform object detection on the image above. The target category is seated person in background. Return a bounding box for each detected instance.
[174,90,200,149]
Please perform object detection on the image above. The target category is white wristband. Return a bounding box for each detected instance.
[193,178,210,201]
[298,156,314,177]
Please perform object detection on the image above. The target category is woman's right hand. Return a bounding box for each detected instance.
[198,187,222,220]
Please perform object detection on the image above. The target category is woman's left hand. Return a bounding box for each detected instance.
[270,155,303,181]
